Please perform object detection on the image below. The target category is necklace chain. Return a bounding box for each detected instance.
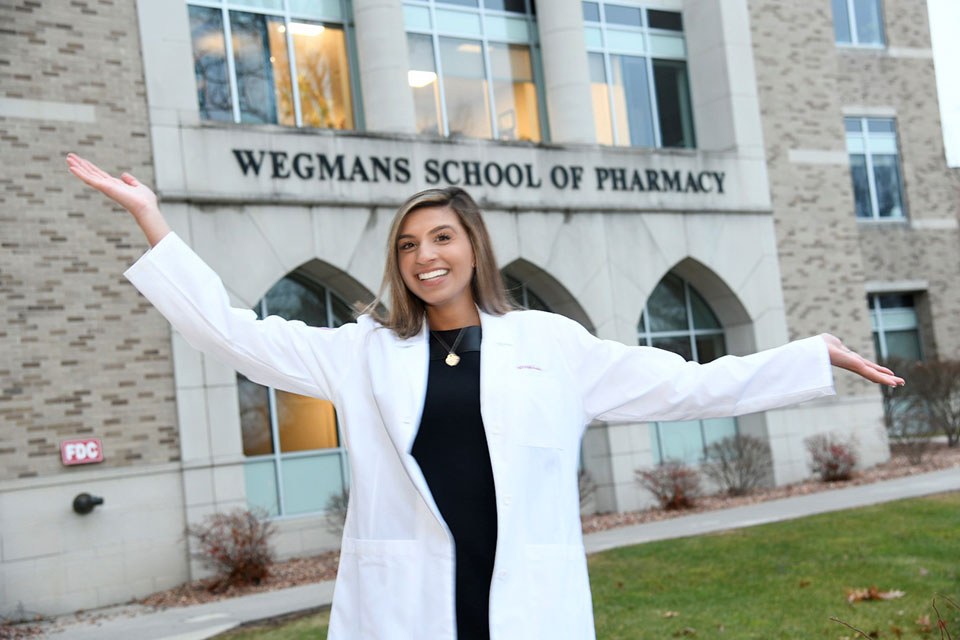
[432,328,467,367]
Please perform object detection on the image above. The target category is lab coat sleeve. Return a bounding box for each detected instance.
[554,315,835,424]
[123,231,361,401]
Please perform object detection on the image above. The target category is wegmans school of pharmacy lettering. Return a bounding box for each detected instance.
[231,149,728,194]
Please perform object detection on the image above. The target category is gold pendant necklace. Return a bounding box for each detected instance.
[432,328,466,367]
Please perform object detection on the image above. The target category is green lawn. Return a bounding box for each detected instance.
[216,492,960,639]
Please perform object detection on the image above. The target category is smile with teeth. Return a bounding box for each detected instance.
[418,269,449,281]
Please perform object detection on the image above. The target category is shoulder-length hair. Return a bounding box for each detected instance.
[366,187,515,338]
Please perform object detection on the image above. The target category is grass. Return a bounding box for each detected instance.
[215,492,960,639]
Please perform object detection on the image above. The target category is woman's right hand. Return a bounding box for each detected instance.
[66,153,170,246]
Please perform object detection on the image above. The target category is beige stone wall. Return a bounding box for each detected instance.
[0,0,179,481]
[748,0,960,385]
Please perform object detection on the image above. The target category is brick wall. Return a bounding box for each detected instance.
[0,0,179,481]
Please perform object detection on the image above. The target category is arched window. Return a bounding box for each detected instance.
[639,273,737,464]
[238,274,353,517]
[503,273,551,311]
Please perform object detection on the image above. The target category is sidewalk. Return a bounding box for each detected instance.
[43,467,960,640]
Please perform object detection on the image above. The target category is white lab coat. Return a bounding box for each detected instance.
[123,232,835,640]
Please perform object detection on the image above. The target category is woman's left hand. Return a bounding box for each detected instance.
[820,333,905,388]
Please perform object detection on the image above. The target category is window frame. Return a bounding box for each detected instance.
[833,0,886,49]
[403,0,549,141]
[868,292,923,363]
[845,116,907,221]
[583,0,693,149]
[186,0,363,130]
[242,275,353,520]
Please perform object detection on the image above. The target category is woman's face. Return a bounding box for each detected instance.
[397,205,476,312]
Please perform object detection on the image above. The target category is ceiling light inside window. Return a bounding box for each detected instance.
[408,70,437,88]
[289,22,326,37]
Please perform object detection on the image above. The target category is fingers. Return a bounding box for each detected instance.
[121,173,139,186]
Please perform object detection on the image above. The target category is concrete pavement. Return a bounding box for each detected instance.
[41,467,960,639]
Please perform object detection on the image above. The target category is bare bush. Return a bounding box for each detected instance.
[635,460,701,510]
[895,359,960,448]
[882,374,935,464]
[578,469,597,505]
[188,507,276,592]
[701,434,773,496]
[805,433,857,482]
[323,488,350,539]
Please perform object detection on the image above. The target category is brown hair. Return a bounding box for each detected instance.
[366,187,515,338]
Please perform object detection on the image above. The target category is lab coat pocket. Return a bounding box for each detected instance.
[338,537,422,639]
[511,368,565,449]
[522,543,592,639]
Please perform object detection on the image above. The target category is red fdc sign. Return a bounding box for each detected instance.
[61,439,104,465]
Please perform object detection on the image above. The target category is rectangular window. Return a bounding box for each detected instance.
[845,117,905,219]
[832,0,885,46]
[186,1,357,129]
[868,293,923,362]
[583,2,695,148]
[404,0,545,141]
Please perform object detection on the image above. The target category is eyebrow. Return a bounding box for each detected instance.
[397,224,457,241]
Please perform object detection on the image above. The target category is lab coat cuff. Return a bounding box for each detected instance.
[123,231,183,285]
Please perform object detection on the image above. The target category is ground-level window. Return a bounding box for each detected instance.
[186,0,357,129]
[845,117,905,219]
[868,293,922,363]
[583,2,695,148]
[239,274,354,517]
[639,273,735,464]
[404,0,546,141]
[832,0,885,46]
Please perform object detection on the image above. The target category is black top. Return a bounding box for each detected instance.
[411,326,497,640]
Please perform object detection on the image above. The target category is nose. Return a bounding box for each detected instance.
[415,242,437,264]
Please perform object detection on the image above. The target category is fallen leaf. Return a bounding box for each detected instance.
[846,586,906,603]
[671,627,696,636]
[889,625,902,638]
[663,611,680,618]
[799,580,811,588]
[919,567,929,576]
[915,614,932,633]
[716,623,724,632]
[616,581,624,589]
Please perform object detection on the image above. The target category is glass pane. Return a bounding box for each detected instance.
[831,0,852,43]
[610,54,654,146]
[849,154,872,218]
[844,117,862,133]
[884,329,922,362]
[604,4,642,26]
[868,133,897,154]
[485,0,528,12]
[880,306,918,331]
[436,8,483,35]
[689,288,720,330]
[292,22,354,130]
[233,0,283,9]
[877,293,914,308]
[438,0,479,5]
[281,454,344,515]
[605,29,645,55]
[438,37,492,138]
[484,15,530,41]
[645,274,687,332]
[188,6,233,122]
[853,0,884,44]
[651,336,693,361]
[867,118,895,133]
[263,276,328,327]
[238,374,273,456]
[658,420,703,464]
[276,390,340,451]
[648,10,683,31]
[695,334,726,364]
[653,59,695,148]
[649,34,685,58]
[289,0,342,20]
[524,286,550,312]
[588,53,613,145]
[846,133,865,153]
[702,417,737,447]
[329,294,354,327]
[584,26,603,49]
[872,154,904,218]
[230,11,294,125]
[873,332,883,361]
[407,33,442,136]
[582,1,600,22]
[489,43,541,142]
[650,423,662,465]
[245,460,280,517]
[404,5,432,30]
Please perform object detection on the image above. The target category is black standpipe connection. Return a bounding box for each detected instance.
[72,493,104,515]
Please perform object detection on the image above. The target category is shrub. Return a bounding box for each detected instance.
[636,460,701,510]
[323,488,350,539]
[187,507,276,592]
[893,359,960,448]
[805,433,857,482]
[702,434,773,496]
[882,371,935,464]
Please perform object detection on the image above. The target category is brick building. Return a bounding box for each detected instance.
[1,0,957,617]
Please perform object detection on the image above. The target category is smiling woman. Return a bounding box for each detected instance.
[65,153,904,640]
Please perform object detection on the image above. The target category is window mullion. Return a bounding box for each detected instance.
[221,5,242,123]
[684,281,698,362]
[845,0,859,44]
[645,55,661,148]
[480,36,498,139]
[428,5,450,136]
[282,7,304,128]
[603,52,619,144]
[873,295,889,360]
[862,119,882,218]
[260,297,287,516]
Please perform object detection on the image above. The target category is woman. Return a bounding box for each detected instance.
[66,153,903,640]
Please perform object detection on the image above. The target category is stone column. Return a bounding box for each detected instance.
[537,0,597,144]
[352,0,417,133]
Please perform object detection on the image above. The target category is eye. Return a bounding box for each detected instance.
[436,232,452,242]
[399,241,415,251]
